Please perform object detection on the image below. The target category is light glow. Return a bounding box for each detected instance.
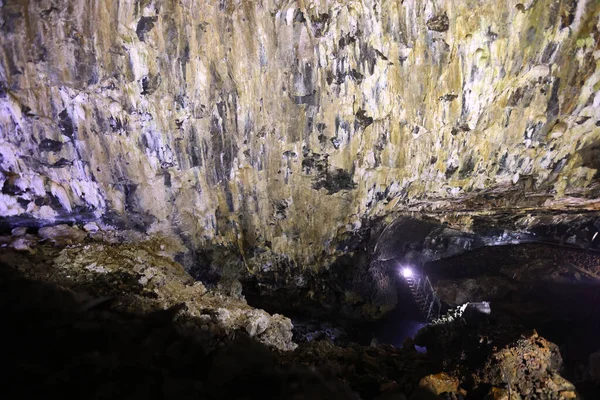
[401,267,413,278]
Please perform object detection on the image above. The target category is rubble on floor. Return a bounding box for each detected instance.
[425,242,600,398]
[416,319,581,400]
[477,333,577,399]
[418,373,462,396]
[0,225,591,399]
[0,224,296,352]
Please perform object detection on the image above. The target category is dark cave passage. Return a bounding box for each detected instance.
[423,242,600,396]
[240,232,600,399]
[284,274,428,348]
[360,278,428,349]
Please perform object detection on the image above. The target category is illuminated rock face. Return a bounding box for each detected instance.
[1,0,599,268]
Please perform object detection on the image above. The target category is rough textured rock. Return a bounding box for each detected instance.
[0,234,296,351]
[0,236,588,399]
[38,223,87,245]
[1,0,600,272]
[0,277,353,399]
[283,339,432,399]
[477,332,578,399]
[418,372,460,396]
[1,6,600,397]
[415,318,581,399]
[484,387,514,400]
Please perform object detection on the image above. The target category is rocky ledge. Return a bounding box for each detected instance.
[0,224,296,352]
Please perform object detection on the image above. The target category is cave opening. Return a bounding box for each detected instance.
[236,215,600,397]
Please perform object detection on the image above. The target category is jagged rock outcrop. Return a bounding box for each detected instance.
[0,226,296,351]
[415,320,579,399]
[1,0,599,273]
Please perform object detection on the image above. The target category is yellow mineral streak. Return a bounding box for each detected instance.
[0,0,599,268]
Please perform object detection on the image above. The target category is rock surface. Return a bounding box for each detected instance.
[418,372,460,396]
[477,332,577,399]
[0,233,296,351]
[39,223,87,245]
[1,0,600,273]
[0,236,588,399]
[416,320,581,400]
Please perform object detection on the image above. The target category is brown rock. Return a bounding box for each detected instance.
[418,372,459,396]
[559,391,577,399]
[39,224,87,246]
[485,387,521,400]
[477,332,578,399]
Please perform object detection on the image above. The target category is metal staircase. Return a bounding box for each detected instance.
[405,275,442,322]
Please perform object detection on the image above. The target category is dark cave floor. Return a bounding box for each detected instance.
[424,243,600,386]
[250,242,600,399]
[1,238,600,399]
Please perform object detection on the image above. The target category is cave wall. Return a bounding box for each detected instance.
[1,0,600,266]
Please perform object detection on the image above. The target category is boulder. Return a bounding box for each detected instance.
[39,224,87,246]
[418,373,459,396]
[11,227,27,236]
[484,387,519,400]
[83,222,100,232]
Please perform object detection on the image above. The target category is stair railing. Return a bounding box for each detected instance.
[405,274,442,322]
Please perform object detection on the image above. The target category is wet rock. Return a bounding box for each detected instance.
[1,0,600,283]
